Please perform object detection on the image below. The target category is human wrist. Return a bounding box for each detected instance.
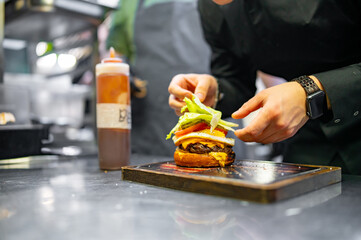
[293,75,326,119]
[309,75,324,90]
[308,75,331,109]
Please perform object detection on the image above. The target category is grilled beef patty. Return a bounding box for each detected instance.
[179,142,235,158]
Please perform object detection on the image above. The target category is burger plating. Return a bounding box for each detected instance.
[166,95,238,167]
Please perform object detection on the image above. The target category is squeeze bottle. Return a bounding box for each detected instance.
[95,48,131,170]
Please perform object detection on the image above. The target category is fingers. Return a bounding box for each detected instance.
[234,107,271,141]
[233,82,310,144]
[244,122,302,144]
[192,76,210,102]
[168,74,217,115]
[232,93,264,119]
[257,113,309,144]
[169,94,186,116]
[235,102,290,143]
[256,131,292,144]
[235,105,309,144]
[168,74,194,101]
[168,74,193,115]
[237,122,289,144]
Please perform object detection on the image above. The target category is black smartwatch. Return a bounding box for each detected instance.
[293,75,326,119]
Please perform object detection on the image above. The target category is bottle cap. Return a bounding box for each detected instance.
[96,47,129,76]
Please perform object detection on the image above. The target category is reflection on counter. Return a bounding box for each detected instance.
[0,155,60,169]
[168,182,341,239]
[1,153,356,240]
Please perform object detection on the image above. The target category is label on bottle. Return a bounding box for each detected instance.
[96,103,131,129]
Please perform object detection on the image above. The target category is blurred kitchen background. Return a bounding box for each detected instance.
[0,0,119,158]
[0,0,276,161]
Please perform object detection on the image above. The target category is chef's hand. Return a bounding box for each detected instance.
[168,74,218,115]
[232,81,309,144]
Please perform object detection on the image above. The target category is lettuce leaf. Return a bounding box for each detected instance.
[183,96,221,131]
[166,94,238,139]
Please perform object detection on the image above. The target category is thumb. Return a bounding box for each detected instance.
[232,95,264,119]
[193,78,210,102]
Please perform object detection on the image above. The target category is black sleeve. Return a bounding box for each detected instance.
[197,0,257,118]
[314,63,361,135]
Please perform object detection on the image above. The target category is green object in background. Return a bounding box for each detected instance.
[107,0,138,64]
[0,0,4,83]
[106,0,196,65]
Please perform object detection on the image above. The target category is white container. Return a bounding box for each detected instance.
[4,73,91,127]
[31,84,90,127]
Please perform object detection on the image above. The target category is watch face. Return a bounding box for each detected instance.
[307,91,325,119]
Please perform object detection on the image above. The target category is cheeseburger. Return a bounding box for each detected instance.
[166,95,238,167]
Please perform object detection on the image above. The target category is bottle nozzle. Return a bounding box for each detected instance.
[102,47,122,63]
[110,47,116,58]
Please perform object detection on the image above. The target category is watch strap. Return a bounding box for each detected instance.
[293,75,321,95]
[293,75,327,119]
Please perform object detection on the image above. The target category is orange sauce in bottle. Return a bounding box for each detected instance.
[96,48,131,170]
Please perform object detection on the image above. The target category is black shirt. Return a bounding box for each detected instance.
[198,0,361,174]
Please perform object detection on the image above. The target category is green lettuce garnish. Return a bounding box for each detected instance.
[166,94,238,139]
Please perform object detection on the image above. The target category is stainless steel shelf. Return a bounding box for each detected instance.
[4,0,116,42]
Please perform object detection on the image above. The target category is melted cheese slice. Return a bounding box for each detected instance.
[209,152,228,167]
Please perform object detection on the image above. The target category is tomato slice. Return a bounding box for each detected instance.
[175,122,208,137]
[174,122,228,138]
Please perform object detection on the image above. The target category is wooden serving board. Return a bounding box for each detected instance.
[121,159,341,203]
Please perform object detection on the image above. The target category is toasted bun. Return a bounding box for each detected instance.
[174,148,234,167]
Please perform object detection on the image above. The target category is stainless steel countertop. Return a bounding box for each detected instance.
[1,154,361,240]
